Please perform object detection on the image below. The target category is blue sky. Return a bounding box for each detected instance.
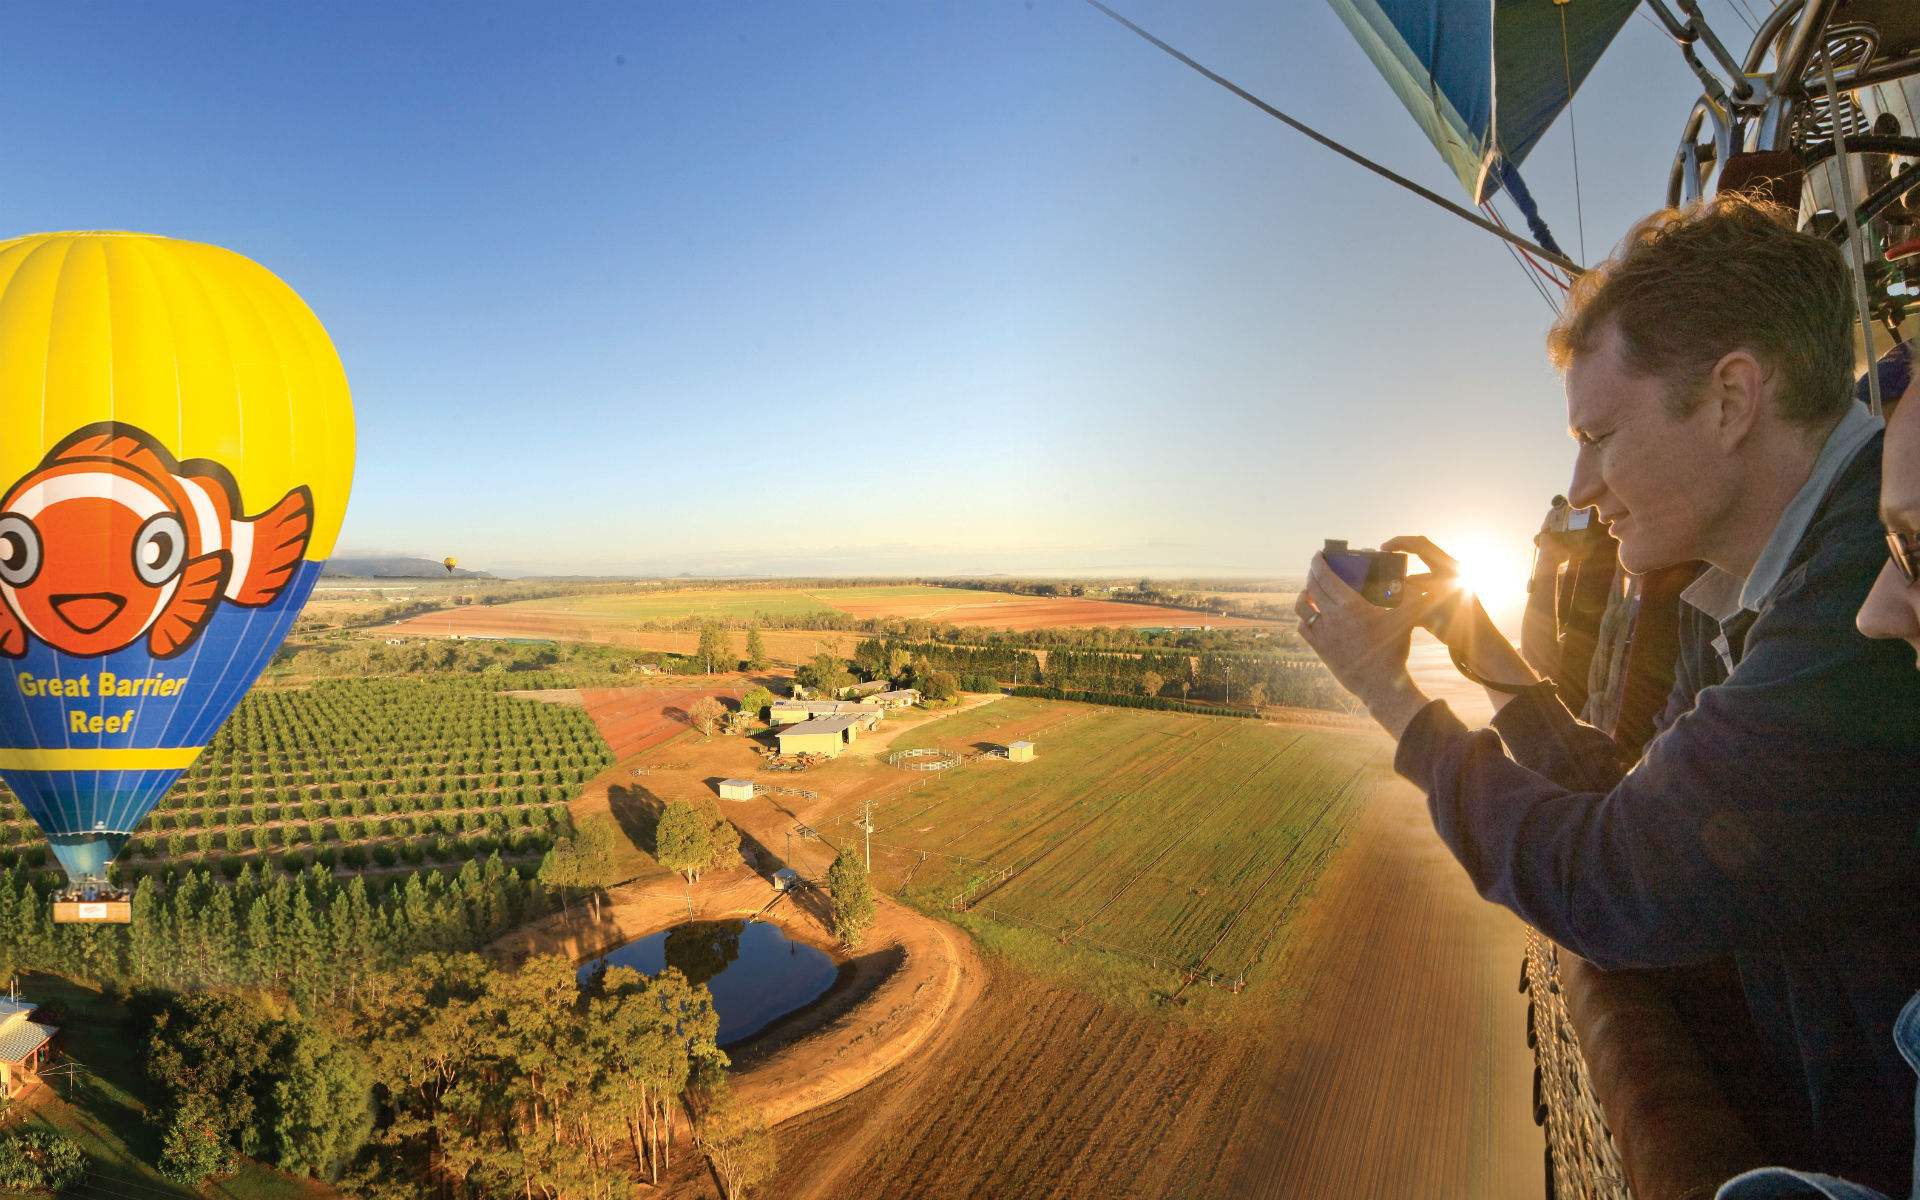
[1,1,1748,583]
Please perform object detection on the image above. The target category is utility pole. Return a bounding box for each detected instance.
[861,794,873,871]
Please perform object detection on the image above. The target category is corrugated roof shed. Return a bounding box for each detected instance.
[781,715,861,735]
[0,1020,54,1064]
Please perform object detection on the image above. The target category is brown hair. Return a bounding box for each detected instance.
[1546,193,1853,426]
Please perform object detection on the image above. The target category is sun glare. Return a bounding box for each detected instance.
[1442,531,1534,623]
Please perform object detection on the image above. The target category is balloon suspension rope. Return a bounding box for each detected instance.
[1081,0,1585,279]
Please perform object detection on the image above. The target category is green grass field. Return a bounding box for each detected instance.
[826,699,1390,1003]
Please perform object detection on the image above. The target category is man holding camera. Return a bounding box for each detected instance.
[1297,195,1920,1192]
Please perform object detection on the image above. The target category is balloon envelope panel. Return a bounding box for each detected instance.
[0,233,352,885]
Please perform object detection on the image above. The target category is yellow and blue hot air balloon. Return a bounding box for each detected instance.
[0,233,353,913]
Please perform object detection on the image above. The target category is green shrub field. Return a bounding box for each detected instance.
[0,677,614,883]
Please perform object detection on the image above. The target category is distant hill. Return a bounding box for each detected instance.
[324,556,492,579]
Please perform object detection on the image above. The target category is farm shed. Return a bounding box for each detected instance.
[770,699,882,728]
[1007,740,1035,762]
[0,998,56,1100]
[871,688,920,709]
[777,714,863,758]
[718,779,755,801]
[768,701,815,725]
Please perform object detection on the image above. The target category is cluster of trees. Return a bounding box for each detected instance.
[272,637,688,684]
[793,652,854,696]
[688,623,766,674]
[0,1129,85,1192]
[834,637,1352,714]
[656,799,743,888]
[738,685,775,723]
[694,623,733,674]
[344,953,761,1198]
[536,820,625,922]
[687,624,771,675]
[137,990,372,1185]
[851,639,1038,691]
[129,949,771,1198]
[0,857,547,1001]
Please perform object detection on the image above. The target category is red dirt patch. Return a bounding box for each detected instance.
[523,685,744,759]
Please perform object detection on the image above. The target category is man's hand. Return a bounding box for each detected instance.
[1380,535,1541,712]
[1295,553,1441,738]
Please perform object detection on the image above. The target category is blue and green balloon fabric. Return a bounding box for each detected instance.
[1325,0,1639,204]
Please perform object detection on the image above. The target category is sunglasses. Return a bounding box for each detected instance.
[1889,528,1920,584]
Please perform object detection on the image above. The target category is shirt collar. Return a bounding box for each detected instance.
[1680,402,1883,622]
[1738,402,1882,612]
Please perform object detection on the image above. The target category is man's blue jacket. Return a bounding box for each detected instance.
[1396,428,1920,1194]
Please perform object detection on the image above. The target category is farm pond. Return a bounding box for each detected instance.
[579,919,837,1046]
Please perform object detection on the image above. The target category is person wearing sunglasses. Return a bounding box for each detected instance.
[1859,371,1920,658]
[1299,196,1920,1192]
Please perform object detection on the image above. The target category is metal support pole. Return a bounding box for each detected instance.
[1823,45,1885,416]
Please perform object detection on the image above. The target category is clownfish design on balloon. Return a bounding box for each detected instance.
[0,425,313,659]
[0,232,354,918]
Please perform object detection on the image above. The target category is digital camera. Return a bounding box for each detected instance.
[1323,539,1407,608]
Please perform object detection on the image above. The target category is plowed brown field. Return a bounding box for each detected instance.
[517,684,746,759]
[761,765,1539,1200]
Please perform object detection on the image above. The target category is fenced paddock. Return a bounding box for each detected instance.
[886,747,964,771]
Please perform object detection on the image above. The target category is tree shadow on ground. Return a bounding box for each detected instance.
[734,824,784,878]
[607,783,661,856]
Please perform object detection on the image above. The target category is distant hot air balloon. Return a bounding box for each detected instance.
[443,556,457,574]
[0,233,354,920]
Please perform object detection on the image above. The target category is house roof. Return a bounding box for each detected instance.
[780,715,861,735]
[0,1000,32,1023]
[872,689,919,701]
[0,1019,54,1064]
